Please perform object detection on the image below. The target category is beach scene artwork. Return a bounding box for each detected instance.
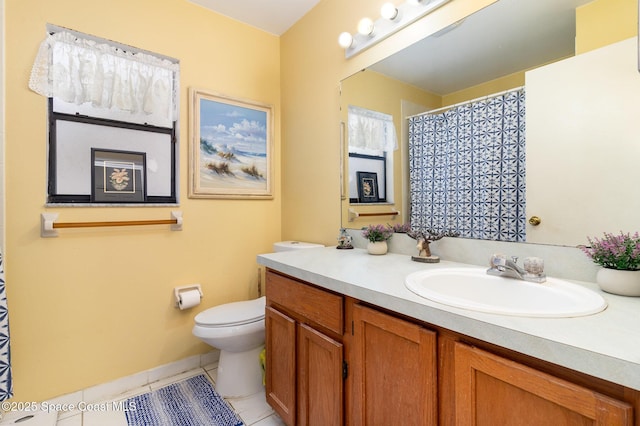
[192,90,272,198]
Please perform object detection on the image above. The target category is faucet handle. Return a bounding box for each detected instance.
[490,253,506,268]
[511,256,519,264]
[524,257,545,275]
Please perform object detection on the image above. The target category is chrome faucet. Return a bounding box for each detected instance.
[487,254,546,283]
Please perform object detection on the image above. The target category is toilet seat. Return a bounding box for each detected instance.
[194,296,265,327]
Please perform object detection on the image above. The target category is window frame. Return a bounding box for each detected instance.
[348,152,388,204]
[47,99,178,204]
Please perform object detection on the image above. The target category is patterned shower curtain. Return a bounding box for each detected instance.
[0,252,12,400]
[409,88,526,242]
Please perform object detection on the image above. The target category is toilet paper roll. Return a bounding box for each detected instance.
[178,289,201,310]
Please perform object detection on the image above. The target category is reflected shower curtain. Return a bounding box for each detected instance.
[409,89,526,242]
[0,252,12,400]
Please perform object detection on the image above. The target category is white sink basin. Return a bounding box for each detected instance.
[405,267,607,318]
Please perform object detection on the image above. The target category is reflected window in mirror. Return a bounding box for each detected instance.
[349,153,387,203]
[347,106,397,204]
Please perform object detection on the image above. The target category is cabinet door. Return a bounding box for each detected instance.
[265,306,296,426]
[297,323,344,426]
[351,304,437,425]
[454,342,633,425]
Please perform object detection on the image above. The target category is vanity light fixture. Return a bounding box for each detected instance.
[338,32,354,48]
[339,0,451,58]
[380,3,399,21]
[357,17,375,36]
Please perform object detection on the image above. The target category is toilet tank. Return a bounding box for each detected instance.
[273,241,324,252]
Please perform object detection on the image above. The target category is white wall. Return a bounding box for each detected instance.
[526,37,640,245]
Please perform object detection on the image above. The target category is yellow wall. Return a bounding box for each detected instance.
[5,0,280,400]
[577,0,637,54]
[443,71,525,106]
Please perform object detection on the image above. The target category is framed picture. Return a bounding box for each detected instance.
[348,153,387,203]
[356,171,380,203]
[188,88,273,199]
[91,148,147,203]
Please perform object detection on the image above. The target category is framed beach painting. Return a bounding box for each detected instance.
[189,88,273,199]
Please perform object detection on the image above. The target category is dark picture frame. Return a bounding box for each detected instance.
[356,171,380,203]
[91,148,147,203]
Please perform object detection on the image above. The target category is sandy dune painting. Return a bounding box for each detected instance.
[189,88,273,199]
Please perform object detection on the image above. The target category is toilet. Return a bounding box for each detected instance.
[192,240,323,398]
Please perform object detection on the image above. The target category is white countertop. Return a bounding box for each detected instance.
[257,246,640,391]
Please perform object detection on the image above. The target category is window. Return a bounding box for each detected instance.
[347,106,397,204]
[348,153,388,203]
[29,25,179,204]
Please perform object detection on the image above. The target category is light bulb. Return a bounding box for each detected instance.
[357,17,375,36]
[338,32,353,49]
[381,3,399,20]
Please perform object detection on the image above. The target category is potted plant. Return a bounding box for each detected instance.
[362,224,393,255]
[388,223,412,233]
[580,231,640,296]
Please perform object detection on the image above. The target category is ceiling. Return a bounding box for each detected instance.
[187,0,321,35]
[369,0,593,95]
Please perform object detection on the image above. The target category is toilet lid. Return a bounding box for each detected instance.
[195,297,265,327]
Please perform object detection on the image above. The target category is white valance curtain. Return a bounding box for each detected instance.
[348,106,398,152]
[29,30,179,122]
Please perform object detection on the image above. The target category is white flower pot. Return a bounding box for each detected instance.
[596,268,640,296]
[367,241,388,255]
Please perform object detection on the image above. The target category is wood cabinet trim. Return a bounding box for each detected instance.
[266,269,344,335]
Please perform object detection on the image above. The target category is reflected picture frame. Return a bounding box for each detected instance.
[356,171,380,203]
[188,88,274,199]
[91,148,147,203]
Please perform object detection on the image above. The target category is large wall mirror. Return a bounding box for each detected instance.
[340,0,640,247]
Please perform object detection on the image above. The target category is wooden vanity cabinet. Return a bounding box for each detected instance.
[265,269,639,426]
[265,270,345,426]
[350,303,438,425]
[452,342,634,425]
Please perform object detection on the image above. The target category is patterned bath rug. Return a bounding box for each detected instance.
[125,374,244,426]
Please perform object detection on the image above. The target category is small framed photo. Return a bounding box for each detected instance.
[91,148,147,203]
[356,171,379,203]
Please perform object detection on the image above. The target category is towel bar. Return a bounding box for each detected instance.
[41,211,183,237]
[348,208,399,222]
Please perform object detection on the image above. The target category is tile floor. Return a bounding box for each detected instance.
[54,362,285,426]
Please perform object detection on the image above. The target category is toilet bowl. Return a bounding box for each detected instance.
[272,240,324,252]
[192,241,324,398]
[192,296,266,398]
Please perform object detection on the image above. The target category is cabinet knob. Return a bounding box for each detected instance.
[528,216,541,226]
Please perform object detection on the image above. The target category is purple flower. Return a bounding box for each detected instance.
[389,223,412,233]
[362,224,394,242]
[580,231,640,270]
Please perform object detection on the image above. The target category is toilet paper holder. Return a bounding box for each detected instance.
[174,284,203,308]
